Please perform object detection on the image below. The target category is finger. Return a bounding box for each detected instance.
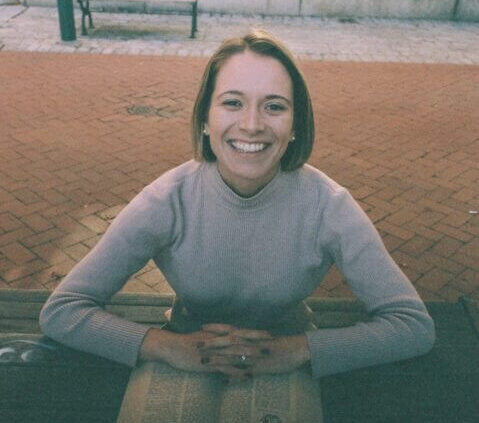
[200,334,236,349]
[234,329,273,341]
[201,323,234,335]
[206,354,244,368]
[202,344,266,358]
[211,353,259,369]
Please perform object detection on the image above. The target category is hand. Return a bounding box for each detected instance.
[198,324,273,381]
[198,325,311,382]
[139,327,225,373]
[139,324,272,376]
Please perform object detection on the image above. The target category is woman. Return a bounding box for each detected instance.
[39,30,435,382]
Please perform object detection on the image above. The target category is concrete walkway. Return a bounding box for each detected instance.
[0,6,478,301]
[1,5,479,63]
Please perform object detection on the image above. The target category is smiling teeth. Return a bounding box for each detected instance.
[231,141,267,153]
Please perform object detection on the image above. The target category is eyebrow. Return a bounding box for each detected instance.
[217,90,292,105]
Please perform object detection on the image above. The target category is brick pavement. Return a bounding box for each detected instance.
[0,51,478,301]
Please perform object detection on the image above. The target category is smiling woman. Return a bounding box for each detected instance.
[205,50,295,197]
[39,29,435,399]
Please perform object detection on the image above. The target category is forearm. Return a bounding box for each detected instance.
[306,299,435,377]
[40,291,149,367]
[138,327,179,363]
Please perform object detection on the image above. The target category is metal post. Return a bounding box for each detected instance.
[57,0,76,41]
[190,1,198,39]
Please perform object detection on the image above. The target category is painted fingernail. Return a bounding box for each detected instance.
[196,342,205,348]
[261,348,271,356]
[201,357,210,364]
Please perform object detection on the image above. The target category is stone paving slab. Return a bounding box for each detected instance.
[0,51,477,301]
[0,5,479,63]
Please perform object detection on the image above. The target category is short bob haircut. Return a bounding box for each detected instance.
[192,29,315,172]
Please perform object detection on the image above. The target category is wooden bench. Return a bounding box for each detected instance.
[76,0,199,38]
[1,289,478,423]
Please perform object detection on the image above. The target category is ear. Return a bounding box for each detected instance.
[203,123,210,136]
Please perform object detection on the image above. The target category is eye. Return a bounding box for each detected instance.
[222,99,242,109]
[265,102,288,113]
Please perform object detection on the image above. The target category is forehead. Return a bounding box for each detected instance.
[214,50,293,98]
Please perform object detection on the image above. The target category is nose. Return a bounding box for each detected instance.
[238,106,264,134]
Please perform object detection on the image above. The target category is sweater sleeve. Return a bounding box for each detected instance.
[39,186,176,367]
[305,187,435,377]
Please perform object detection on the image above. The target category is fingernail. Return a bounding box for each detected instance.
[261,348,271,356]
[201,357,210,364]
[196,342,205,349]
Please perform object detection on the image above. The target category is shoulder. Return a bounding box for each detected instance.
[112,161,203,226]
[295,164,349,203]
[143,160,203,200]
[107,161,204,243]
[295,165,370,233]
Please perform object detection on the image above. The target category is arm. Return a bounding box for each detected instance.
[306,187,435,377]
[39,188,174,367]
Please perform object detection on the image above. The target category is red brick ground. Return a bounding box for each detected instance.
[0,52,477,301]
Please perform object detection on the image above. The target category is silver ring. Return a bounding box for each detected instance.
[235,354,250,369]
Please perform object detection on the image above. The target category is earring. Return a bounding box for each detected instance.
[290,134,296,142]
[203,125,209,136]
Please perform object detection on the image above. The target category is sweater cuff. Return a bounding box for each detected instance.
[90,318,151,367]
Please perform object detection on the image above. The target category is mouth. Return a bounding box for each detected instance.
[229,140,269,154]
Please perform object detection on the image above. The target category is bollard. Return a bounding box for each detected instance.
[57,0,76,41]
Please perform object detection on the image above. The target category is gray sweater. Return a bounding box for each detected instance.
[39,160,435,377]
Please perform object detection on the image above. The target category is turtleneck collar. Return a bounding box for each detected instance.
[202,161,287,210]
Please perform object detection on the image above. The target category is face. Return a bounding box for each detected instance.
[206,50,294,197]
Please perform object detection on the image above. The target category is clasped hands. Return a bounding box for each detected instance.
[140,323,311,384]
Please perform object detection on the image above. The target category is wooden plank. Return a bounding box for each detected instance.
[0,300,44,319]
[0,319,41,334]
[0,301,170,323]
[110,291,174,306]
[0,289,364,309]
[0,289,50,303]
[0,289,175,306]
[106,304,170,322]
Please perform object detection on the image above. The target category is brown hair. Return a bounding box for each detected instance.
[191,29,315,171]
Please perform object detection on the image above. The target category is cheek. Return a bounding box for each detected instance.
[207,108,232,134]
[270,117,294,140]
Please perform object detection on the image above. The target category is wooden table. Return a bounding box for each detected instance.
[1,290,478,423]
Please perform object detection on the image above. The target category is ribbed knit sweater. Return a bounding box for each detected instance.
[39,160,435,377]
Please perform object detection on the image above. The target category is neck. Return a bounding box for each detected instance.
[217,166,280,198]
